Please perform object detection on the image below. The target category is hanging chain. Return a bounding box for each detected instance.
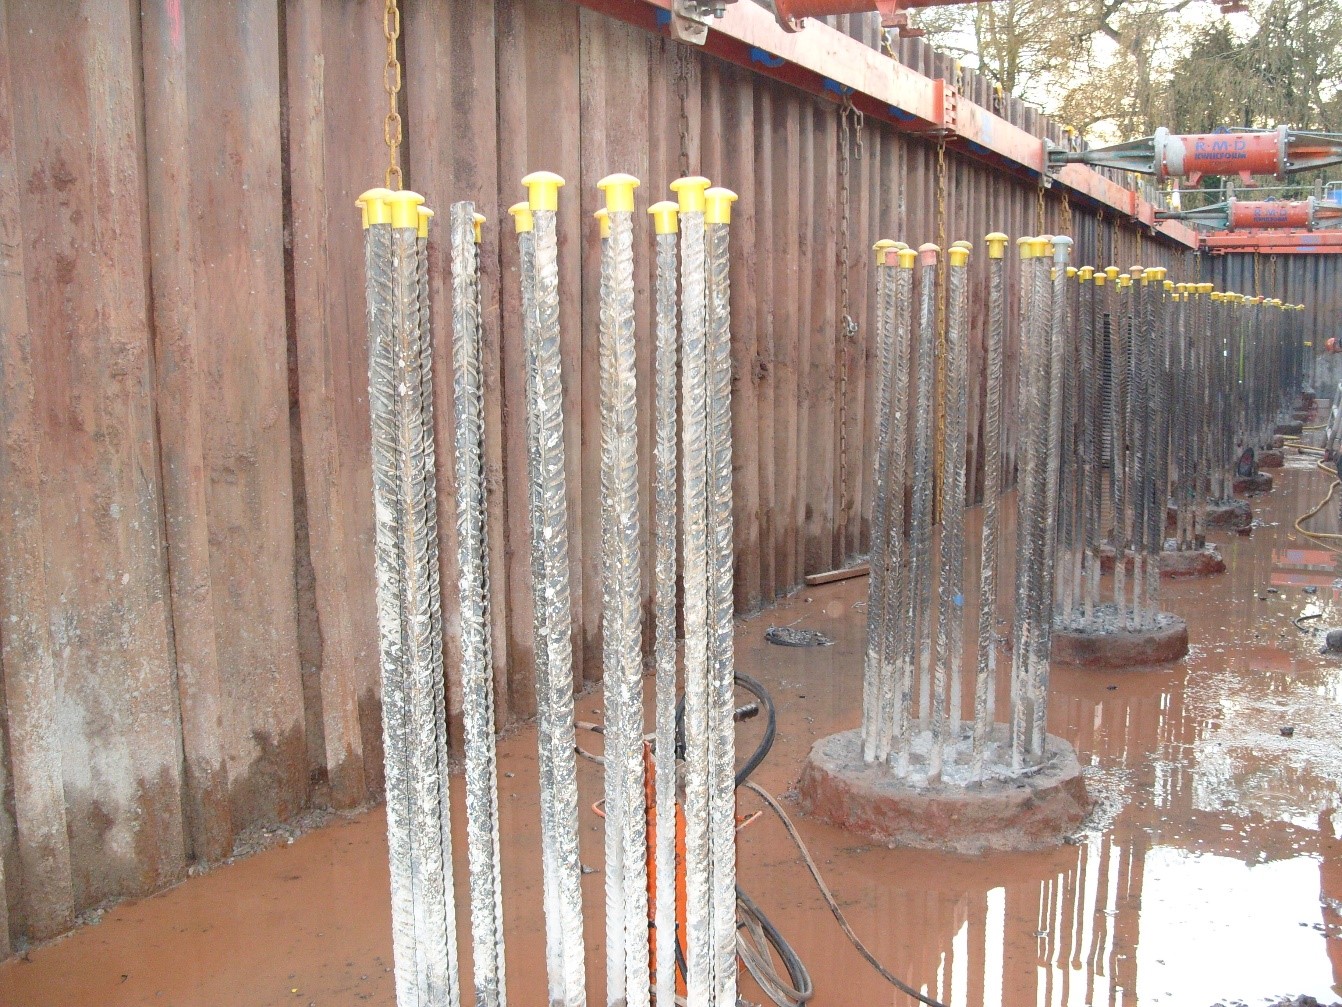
[1060,193,1073,241]
[383,0,403,190]
[676,44,692,177]
[1035,183,1046,235]
[837,95,863,552]
[934,137,948,520]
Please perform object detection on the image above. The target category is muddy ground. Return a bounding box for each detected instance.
[5,455,1342,1006]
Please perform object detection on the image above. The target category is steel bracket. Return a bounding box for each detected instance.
[670,0,735,44]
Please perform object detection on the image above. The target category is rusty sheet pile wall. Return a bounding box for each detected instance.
[0,0,1189,951]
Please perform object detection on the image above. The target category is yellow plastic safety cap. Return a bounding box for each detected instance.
[897,247,917,269]
[593,207,610,240]
[1105,266,1120,281]
[1119,274,1132,288]
[358,187,395,228]
[1094,271,1106,286]
[670,176,711,214]
[1150,266,1167,281]
[918,242,940,266]
[1065,266,1077,278]
[598,173,641,214]
[1164,279,1174,292]
[509,201,533,234]
[417,206,434,239]
[704,187,738,225]
[949,244,970,267]
[985,232,1009,259]
[1017,235,1036,260]
[521,171,565,212]
[1079,266,1094,281]
[473,213,485,244]
[649,200,679,235]
[387,190,426,230]
[1199,282,1213,294]
[873,238,897,267]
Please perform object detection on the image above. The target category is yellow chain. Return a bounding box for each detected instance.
[383,0,403,190]
[1060,193,1073,241]
[1036,184,1046,235]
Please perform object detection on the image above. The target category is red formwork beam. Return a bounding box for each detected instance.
[1202,230,1342,255]
[569,0,1199,247]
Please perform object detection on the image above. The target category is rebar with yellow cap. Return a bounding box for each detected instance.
[389,187,461,1005]
[646,197,680,1007]
[703,183,739,1007]
[669,172,716,1007]
[969,232,1010,778]
[897,243,941,777]
[448,201,508,1007]
[595,171,649,1007]
[929,240,971,783]
[1028,234,1071,759]
[518,169,588,1007]
[357,184,427,1007]
[876,244,918,767]
[862,239,898,765]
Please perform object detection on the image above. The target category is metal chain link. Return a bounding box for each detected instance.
[384,0,403,189]
[1060,193,1073,241]
[1036,183,1046,236]
[836,97,862,547]
[677,44,692,177]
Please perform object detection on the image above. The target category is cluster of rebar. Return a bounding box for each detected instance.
[1055,264,1172,634]
[362,174,741,1007]
[359,187,466,1007]
[1054,270,1307,637]
[1209,292,1308,457]
[862,233,1073,781]
[1169,282,1216,551]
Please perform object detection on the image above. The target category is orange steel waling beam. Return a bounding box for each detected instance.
[1202,230,1342,255]
[569,0,1199,248]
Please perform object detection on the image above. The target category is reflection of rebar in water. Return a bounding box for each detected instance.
[971,233,1009,777]
[648,199,680,1007]
[451,203,507,1007]
[520,171,587,1007]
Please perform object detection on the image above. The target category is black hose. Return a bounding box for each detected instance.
[674,672,776,787]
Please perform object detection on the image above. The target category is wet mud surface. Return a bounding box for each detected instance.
[7,456,1342,1005]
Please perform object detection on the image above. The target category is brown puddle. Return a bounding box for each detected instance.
[6,458,1342,1006]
